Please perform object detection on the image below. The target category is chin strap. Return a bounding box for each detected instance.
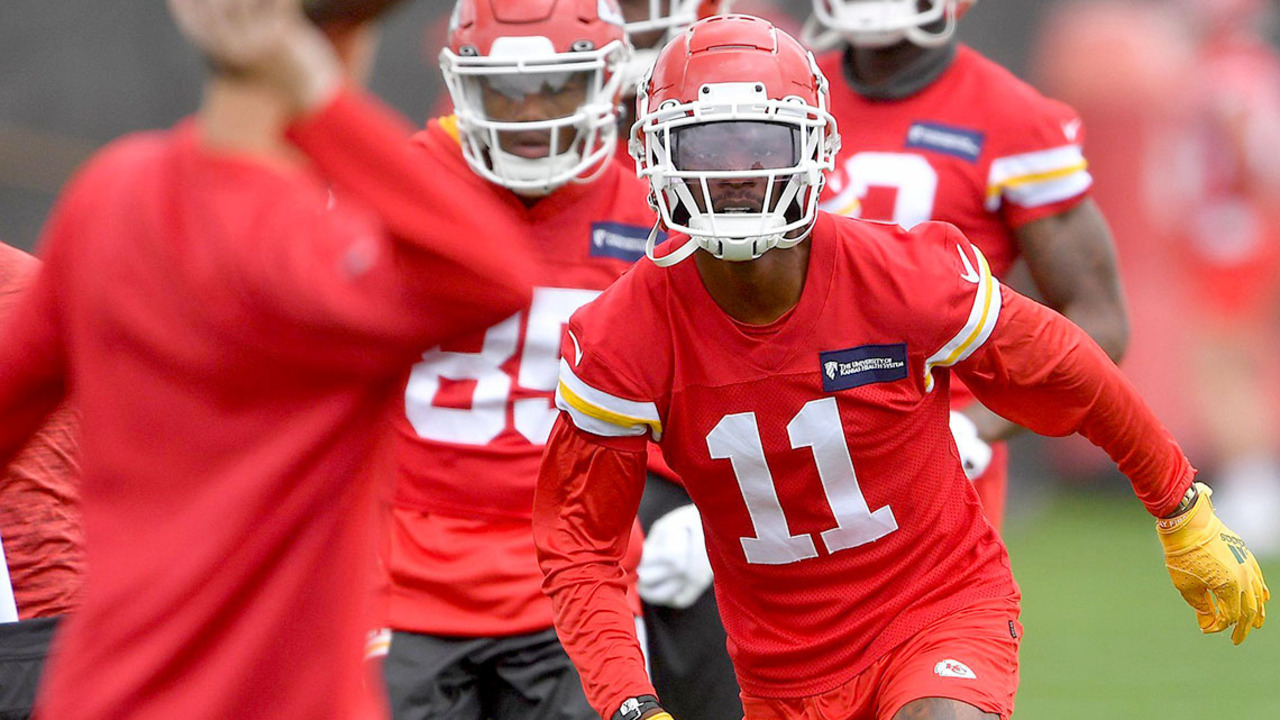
[644,224,699,267]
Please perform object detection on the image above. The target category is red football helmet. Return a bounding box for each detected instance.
[619,0,731,92]
[440,0,630,195]
[802,0,977,51]
[631,15,839,265]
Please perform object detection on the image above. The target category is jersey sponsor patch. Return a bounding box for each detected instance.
[590,222,657,263]
[819,343,908,392]
[905,122,985,163]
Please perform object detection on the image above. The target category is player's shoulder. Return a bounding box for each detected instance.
[953,45,1081,136]
[74,127,174,189]
[411,115,470,167]
[48,127,176,234]
[560,246,673,432]
[827,212,965,272]
[572,246,670,333]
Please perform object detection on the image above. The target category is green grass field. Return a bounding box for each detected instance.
[1003,491,1279,719]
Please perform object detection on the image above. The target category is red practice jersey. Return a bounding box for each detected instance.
[0,92,533,720]
[0,243,83,621]
[818,44,1092,282]
[385,117,652,637]
[534,213,1193,715]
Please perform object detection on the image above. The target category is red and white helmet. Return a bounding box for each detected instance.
[440,0,630,195]
[803,0,977,51]
[620,0,730,93]
[632,15,839,265]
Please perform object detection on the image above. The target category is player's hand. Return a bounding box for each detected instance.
[637,504,713,609]
[1157,483,1270,644]
[167,0,341,113]
[949,410,992,480]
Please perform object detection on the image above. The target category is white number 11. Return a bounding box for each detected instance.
[707,397,898,565]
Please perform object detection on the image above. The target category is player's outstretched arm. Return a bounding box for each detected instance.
[533,415,662,720]
[953,287,1269,643]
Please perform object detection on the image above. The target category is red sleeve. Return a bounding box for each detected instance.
[283,89,534,349]
[0,238,71,470]
[533,415,656,719]
[953,286,1194,517]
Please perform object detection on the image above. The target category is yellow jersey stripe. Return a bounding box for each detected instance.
[923,249,998,392]
[986,160,1089,201]
[557,380,663,435]
[936,252,994,368]
[438,114,461,144]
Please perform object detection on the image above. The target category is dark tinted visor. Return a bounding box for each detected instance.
[671,121,800,172]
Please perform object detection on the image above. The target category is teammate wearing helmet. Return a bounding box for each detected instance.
[800,0,1129,529]
[533,15,1267,720]
[376,2,654,719]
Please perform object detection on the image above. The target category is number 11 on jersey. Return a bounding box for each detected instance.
[707,397,898,566]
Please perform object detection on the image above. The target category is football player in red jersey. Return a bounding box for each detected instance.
[797,0,1130,530]
[0,0,538,718]
[532,15,1268,720]
[375,3,654,720]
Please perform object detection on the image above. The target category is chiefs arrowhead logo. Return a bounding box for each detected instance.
[934,659,977,679]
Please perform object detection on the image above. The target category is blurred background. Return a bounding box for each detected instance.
[2,0,1278,716]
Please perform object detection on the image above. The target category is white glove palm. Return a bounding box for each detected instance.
[949,410,993,480]
[637,504,713,609]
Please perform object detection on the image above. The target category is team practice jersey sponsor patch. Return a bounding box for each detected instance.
[820,343,908,392]
[905,122,985,163]
[589,222,656,263]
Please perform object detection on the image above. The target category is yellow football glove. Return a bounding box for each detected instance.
[1157,482,1270,644]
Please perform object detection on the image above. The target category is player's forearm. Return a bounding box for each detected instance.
[533,418,656,718]
[286,89,532,320]
[955,287,1192,517]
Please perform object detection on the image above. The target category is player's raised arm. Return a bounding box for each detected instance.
[171,0,534,352]
[949,265,1269,645]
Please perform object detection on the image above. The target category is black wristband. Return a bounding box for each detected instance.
[1162,483,1200,519]
[612,695,662,720]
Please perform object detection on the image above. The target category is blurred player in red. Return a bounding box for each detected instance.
[1030,0,1198,482]
[797,0,1130,529]
[0,241,83,720]
[375,2,650,720]
[533,15,1268,720]
[0,0,538,717]
[1171,0,1280,555]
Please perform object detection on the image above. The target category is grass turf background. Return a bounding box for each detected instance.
[1004,490,1277,718]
